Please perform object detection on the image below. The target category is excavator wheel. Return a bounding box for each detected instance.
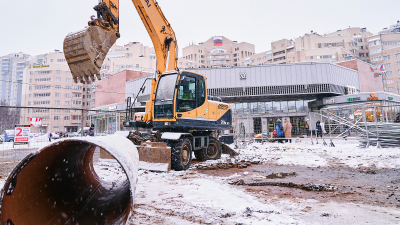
[204,137,222,160]
[170,138,192,171]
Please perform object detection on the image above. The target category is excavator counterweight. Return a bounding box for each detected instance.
[63,26,118,83]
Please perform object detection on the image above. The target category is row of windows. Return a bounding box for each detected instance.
[371,55,382,62]
[33,101,50,105]
[29,109,81,113]
[34,93,50,98]
[369,40,380,47]
[232,100,311,114]
[28,101,94,106]
[34,78,51,82]
[31,71,52,75]
[382,41,400,46]
[323,42,343,47]
[34,85,51,90]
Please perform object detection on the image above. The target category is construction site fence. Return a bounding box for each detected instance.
[0,105,119,166]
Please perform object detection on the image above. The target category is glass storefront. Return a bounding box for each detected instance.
[91,111,125,135]
[232,100,310,114]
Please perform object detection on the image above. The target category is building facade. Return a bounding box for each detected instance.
[21,51,90,133]
[179,36,255,68]
[367,21,400,94]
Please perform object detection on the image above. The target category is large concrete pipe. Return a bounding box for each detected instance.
[0,135,139,225]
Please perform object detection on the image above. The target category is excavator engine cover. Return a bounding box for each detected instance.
[0,135,139,225]
[63,26,118,83]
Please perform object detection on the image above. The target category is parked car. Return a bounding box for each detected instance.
[51,133,61,139]
[4,130,14,142]
[64,132,78,137]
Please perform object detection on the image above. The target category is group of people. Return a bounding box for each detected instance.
[274,118,293,143]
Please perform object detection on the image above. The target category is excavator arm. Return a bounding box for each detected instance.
[63,0,178,84]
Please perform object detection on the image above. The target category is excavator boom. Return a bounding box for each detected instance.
[64,0,178,83]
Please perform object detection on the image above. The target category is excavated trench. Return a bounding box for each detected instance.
[0,135,139,225]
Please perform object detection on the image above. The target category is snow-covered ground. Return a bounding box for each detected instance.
[93,140,400,224]
[1,139,399,224]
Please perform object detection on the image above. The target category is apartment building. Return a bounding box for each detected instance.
[99,42,156,77]
[367,21,400,94]
[21,51,90,132]
[179,36,255,68]
[0,53,31,106]
[249,27,372,66]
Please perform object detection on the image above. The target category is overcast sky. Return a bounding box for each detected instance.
[1,0,399,57]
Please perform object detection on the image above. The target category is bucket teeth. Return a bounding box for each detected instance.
[63,26,118,84]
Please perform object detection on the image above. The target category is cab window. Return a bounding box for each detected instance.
[177,76,196,112]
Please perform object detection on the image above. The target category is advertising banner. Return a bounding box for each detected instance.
[14,125,31,145]
[213,36,223,46]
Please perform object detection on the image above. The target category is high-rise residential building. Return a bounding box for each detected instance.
[21,51,90,132]
[367,21,400,94]
[0,53,31,106]
[99,41,156,78]
[179,36,255,68]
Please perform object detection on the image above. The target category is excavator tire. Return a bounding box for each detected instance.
[63,26,118,83]
[204,137,222,160]
[170,138,192,171]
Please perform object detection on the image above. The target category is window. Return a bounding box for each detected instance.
[66,71,71,75]
[369,40,380,46]
[29,94,31,98]
[55,85,61,89]
[66,86,71,90]
[366,53,369,57]
[371,55,382,62]
[324,42,343,47]
[64,116,70,120]
[384,63,391,68]
[56,77,61,82]
[34,93,51,97]
[35,78,51,82]
[66,78,71,83]
[177,76,197,112]
[317,55,335,59]
[54,109,60,112]
[310,56,313,60]
[55,100,60,105]
[385,71,393,76]
[57,59,66,62]
[54,116,60,120]
[396,53,400,59]
[354,38,362,43]
[28,102,31,106]
[388,87,395,92]
[358,46,364,50]
[34,85,51,90]
[136,64,139,68]
[74,93,81,98]
[87,102,94,106]
[56,70,62,74]
[65,101,70,105]
[33,101,50,105]
[370,48,382,54]
[55,93,61,97]
[72,85,82,90]
[34,70,52,75]
[72,100,82,105]
[65,109,70,113]
[384,55,390,60]
[364,38,367,42]
[29,86,32,90]
[397,61,400,67]
[65,93,71,98]
[29,79,32,83]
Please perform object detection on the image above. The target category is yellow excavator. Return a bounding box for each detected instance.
[63,0,235,171]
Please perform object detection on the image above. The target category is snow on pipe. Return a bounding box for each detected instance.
[0,135,139,225]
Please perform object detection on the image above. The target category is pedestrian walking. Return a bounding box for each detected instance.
[48,132,52,142]
[316,120,322,138]
[276,119,284,143]
[88,124,95,136]
[305,121,309,135]
[283,118,293,143]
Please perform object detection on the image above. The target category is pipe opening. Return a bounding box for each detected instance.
[0,136,138,225]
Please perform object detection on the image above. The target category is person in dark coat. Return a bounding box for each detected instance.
[316,120,322,138]
[276,119,284,143]
[88,124,95,136]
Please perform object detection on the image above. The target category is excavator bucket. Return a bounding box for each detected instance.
[63,26,118,83]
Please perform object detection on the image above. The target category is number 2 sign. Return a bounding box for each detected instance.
[14,125,31,145]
